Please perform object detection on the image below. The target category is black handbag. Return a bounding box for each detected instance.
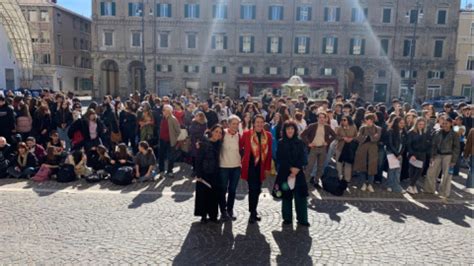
[338,141,358,164]
[57,164,76,183]
[110,166,134,186]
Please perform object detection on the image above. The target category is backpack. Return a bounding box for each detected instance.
[57,164,77,183]
[321,165,348,196]
[32,165,52,182]
[110,166,134,186]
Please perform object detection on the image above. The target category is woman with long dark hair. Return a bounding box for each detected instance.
[194,124,223,224]
[134,141,157,182]
[385,117,406,193]
[275,121,309,226]
[54,100,73,151]
[7,142,38,178]
[33,100,53,145]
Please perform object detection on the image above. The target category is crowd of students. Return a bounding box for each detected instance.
[0,89,472,225]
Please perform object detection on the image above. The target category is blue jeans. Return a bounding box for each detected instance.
[467,156,474,189]
[7,167,36,178]
[361,173,375,184]
[219,167,241,215]
[386,168,403,192]
[323,140,337,169]
[57,126,71,151]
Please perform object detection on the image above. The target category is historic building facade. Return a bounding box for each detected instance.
[92,0,459,101]
[453,8,473,101]
[19,0,93,93]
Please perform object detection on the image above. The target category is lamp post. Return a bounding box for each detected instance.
[405,0,423,107]
[139,0,146,97]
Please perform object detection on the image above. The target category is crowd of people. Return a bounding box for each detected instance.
[0,89,472,226]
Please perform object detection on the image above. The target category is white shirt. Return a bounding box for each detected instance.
[219,129,241,168]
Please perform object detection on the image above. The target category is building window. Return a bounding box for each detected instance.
[267,67,280,75]
[184,4,200,19]
[295,36,310,54]
[471,22,474,35]
[467,56,474,70]
[58,55,62,65]
[436,9,447,25]
[211,66,227,74]
[350,38,365,55]
[427,85,441,99]
[100,2,116,16]
[211,34,227,50]
[156,64,172,73]
[409,9,419,24]
[240,4,256,20]
[296,6,312,21]
[462,85,472,98]
[433,40,444,58]
[40,10,49,22]
[56,12,62,23]
[403,39,415,57]
[57,34,62,45]
[267,36,282,54]
[321,68,335,76]
[128,2,143,17]
[351,7,368,23]
[427,70,445,79]
[213,4,228,19]
[268,6,284,21]
[294,67,308,76]
[131,31,142,47]
[186,33,197,49]
[159,33,169,48]
[382,8,391,23]
[28,10,37,22]
[324,7,340,22]
[239,35,255,53]
[184,65,200,73]
[42,54,51,64]
[400,70,417,79]
[322,37,338,54]
[104,31,113,46]
[378,70,386,78]
[157,3,172,17]
[239,66,254,75]
[380,39,389,56]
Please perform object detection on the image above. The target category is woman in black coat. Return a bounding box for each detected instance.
[194,124,223,224]
[7,142,38,178]
[406,117,431,194]
[274,120,310,226]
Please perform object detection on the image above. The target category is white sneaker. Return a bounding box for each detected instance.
[401,189,407,194]
[387,187,392,192]
[413,186,419,194]
[367,184,375,193]
[361,183,367,191]
[406,186,415,194]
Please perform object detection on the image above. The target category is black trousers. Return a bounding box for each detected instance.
[247,168,262,217]
[158,139,174,173]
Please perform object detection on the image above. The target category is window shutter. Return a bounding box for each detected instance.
[349,39,354,55]
[401,70,405,77]
[157,4,161,17]
[403,40,410,56]
[324,7,329,21]
[351,8,356,22]
[223,36,228,49]
[440,71,444,79]
[265,67,269,75]
[128,3,133,16]
[267,37,271,53]
[294,38,298,53]
[156,64,161,72]
[240,5,244,19]
[196,66,200,73]
[277,67,282,75]
[168,65,172,72]
[223,67,227,74]
[306,38,310,54]
[322,38,327,53]
[224,5,228,18]
[100,2,105,16]
[320,68,325,75]
[280,7,284,19]
[304,68,309,75]
[361,39,366,55]
[364,8,368,20]
[168,4,172,17]
[428,71,433,79]
[251,67,255,74]
[184,65,188,73]
[334,38,338,54]
[211,66,215,74]
[238,67,242,74]
[252,6,256,19]
[239,36,243,52]
[139,3,143,16]
[211,35,216,49]
[250,36,255,53]
[413,71,417,78]
[296,7,301,21]
[212,5,216,18]
[336,8,341,21]
[308,7,312,21]
[268,7,272,20]
[278,37,283,53]
[184,4,189,17]
[196,5,200,18]
[111,2,116,16]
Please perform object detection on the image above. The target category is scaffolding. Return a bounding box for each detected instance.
[0,0,33,88]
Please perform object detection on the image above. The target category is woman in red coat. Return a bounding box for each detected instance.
[240,114,272,224]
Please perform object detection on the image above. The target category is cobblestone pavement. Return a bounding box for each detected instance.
[0,164,473,265]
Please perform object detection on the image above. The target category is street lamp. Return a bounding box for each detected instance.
[138,0,147,98]
[405,0,424,107]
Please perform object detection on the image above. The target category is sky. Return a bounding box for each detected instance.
[58,0,473,19]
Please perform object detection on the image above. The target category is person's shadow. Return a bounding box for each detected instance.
[233,224,272,265]
[272,225,313,265]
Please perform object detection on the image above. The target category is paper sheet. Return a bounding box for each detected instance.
[387,154,401,169]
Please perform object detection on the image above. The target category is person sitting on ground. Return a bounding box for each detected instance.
[107,143,134,176]
[134,141,157,182]
[66,149,92,179]
[7,142,38,179]
[26,136,46,164]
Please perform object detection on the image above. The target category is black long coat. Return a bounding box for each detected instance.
[275,137,309,199]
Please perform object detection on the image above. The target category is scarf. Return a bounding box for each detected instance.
[17,153,28,168]
[250,130,268,166]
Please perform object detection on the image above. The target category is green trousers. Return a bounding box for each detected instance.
[282,194,308,223]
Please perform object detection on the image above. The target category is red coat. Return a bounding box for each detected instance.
[240,129,273,182]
